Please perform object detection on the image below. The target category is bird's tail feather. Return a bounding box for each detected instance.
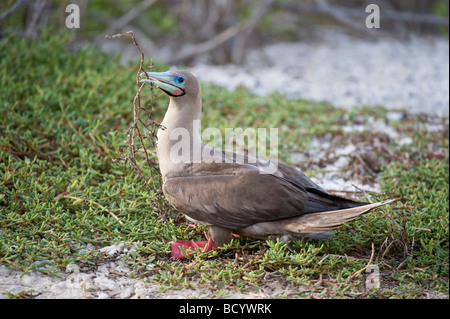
[285,199,395,234]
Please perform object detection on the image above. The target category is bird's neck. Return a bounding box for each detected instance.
[157,97,203,178]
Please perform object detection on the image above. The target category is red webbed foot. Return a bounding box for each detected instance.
[171,236,217,259]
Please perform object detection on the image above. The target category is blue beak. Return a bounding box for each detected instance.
[139,71,186,97]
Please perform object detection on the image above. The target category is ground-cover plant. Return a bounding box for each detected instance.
[0,30,448,298]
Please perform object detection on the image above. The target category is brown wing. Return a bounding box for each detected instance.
[162,163,364,230]
[275,162,364,210]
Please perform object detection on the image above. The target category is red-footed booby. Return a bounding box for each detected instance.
[140,70,393,259]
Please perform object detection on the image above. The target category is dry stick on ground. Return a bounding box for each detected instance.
[351,184,374,203]
[347,242,375,282]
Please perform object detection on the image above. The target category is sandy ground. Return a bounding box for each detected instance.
[0,258,295,299]
[1,32,448,299]
[190,32,449,116]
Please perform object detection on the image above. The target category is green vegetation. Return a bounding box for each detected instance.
[0,31,448,298]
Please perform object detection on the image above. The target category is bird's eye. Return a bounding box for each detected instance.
[176,76,184,84]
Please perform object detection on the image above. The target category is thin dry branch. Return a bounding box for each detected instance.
[25,0,48,38]
[96,0,157,44]
[105,30,171,217]
[169,0,276,64]
[0,0,29,23]
[315,0,365,30]
[383,9,449,27]
[231,0,276,64]
[312,0,448,32]
[106,31,151,177]
[347,242,375,281]
[168,23,244,64]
